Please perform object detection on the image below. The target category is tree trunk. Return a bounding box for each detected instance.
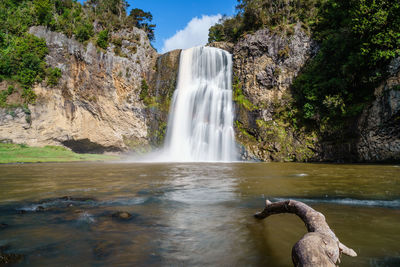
[254,199,357,267]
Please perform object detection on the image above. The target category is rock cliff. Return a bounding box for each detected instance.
[213,24,399,162]
[146,49,181,146]
[223,25,319,161]
[356,58,400,162]
[1,24,398,162]
[0,26,157,153]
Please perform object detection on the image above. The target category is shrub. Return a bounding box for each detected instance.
[97,29,109,49]
[139,79,149,100]
[74,22,94,42]
[34,0,53,26]
[46,67,61,86]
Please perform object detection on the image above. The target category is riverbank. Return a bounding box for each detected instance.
[0,143,118,163]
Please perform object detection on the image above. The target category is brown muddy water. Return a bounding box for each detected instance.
[0,162,399,266]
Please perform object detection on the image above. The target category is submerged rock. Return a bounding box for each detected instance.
[93,241,115,258]
[57,196,96,202]
[111,211,133,220]
[0,245,24,265]
[35,206,46,212]
[16,196,97,214]
[0,253,23,265]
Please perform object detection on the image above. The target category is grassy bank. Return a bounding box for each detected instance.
[0,143,118,163]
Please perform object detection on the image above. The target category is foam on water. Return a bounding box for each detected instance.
[274,197,400,208]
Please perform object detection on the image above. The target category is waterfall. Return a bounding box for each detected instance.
[161,46,237,162]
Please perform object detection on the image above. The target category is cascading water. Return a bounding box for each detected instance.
[160,46,237,162]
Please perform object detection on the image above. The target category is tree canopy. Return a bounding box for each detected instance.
[209,0,400,137]
[0,0,156,107]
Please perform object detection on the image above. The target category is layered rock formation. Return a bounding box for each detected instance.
[212,24,399,162]
[146,49,181,146]
[212,25,319,161]
[0,26,157,153]
[356,58,400,162]
[0,23,398,162]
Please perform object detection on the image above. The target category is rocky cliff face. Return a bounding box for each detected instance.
[146,49,181,146]
[221,25,319,161]
[356,59,400,162]
[214,25,399,162]
[0,26,157,153]
[1,24,397,162]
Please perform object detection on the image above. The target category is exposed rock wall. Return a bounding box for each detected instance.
[146,49,181,146]
[356,59,400,162]
[214,25,399,162]
[233,25,317,110]
[1,24,398,162]
[229,25,319,161]
[0,26,157,152]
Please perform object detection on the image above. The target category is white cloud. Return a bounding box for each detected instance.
[161,14,222,54]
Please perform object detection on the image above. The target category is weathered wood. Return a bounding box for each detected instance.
[254,199,357,267]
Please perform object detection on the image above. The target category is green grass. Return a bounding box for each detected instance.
[0,143,118,163]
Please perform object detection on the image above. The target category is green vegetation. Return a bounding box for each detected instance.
[122,136,151,154]
[96,29,109,49]
[46,67,61,86]
[153,121,167,145]
[0,86,15,108]
[0,0,156,107]
[235,120,257,141]
[211,0,400,139]
[139,78,157,106]
[74,22,94,42]
[232,76,257,111]
[0,31,48,104]
[139,79,149,99]
[209,0,321,43]
[235,92,317,162]
[128,8,156,41]
[0,143,117,163]
[292,0,400,135]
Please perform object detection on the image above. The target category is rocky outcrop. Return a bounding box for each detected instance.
[146,49,181,146]
[207,42,234,54]
[218,24,399,163]
[356,59,400,162]
[0,26,157,152]
[1,23,397,162]
[233,25,317,110]
[230,24,318,161]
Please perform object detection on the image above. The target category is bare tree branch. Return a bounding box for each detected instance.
[255,199,357,266]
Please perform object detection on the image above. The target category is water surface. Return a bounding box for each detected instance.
[0,162,399,266]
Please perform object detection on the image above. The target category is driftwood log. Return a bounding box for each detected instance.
[254,199,357,267]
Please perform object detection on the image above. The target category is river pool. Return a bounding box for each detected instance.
[0,162,399,266]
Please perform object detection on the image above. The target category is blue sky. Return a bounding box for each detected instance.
[128,0,237,52]
[81,0,238,53]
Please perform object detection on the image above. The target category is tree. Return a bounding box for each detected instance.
[129,8,156,41]
[34,0,53,26]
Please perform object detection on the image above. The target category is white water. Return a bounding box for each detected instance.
[158,46,237,162]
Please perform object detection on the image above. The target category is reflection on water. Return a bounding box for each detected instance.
[0,162,399,266]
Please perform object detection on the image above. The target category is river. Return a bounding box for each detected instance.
[0,162,399,266]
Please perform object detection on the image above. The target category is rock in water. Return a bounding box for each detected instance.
[111,211,132,220]
[0,245,24,265]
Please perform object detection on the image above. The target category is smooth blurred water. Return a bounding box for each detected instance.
[0,162,399,266]
[160,46,237,162]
